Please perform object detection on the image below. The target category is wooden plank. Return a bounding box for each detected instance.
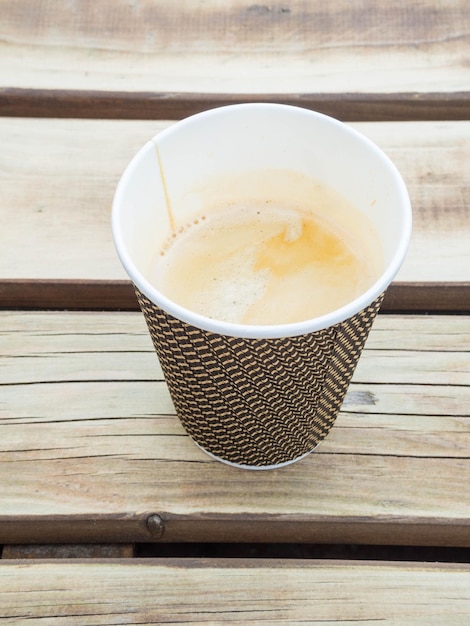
[1,312,469,387]
[0,279,139,311]
[1,544,134,559]
[381,282,470,313]
[2,88,469,122]
[0,312,468,546]
[0,0,468,103]
[0,118,469,309]
[0,560,470,624]
[2,279,470,313]
[0,118,164,282]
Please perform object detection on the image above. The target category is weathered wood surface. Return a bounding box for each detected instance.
[3,90,470,123]
[1,544,134,559]
[1,559,470,624]
[0,0,469,121]
[1,118,469,309]
[1,3,468,622]
[1,311,468,545]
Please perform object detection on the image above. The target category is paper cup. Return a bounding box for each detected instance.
[112,103,411,469]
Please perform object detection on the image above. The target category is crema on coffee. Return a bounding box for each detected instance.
[146,169,383,325]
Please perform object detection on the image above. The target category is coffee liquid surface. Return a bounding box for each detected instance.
[147,170,383,325]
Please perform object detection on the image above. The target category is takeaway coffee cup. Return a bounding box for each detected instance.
[112,103,411,469]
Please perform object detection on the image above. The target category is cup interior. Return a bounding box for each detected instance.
[112,103,411,338]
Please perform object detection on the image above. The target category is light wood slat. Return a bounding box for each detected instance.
[1,560,470,624]
[1,312,468,545]
[2,311,469,356]
[2,309,469,385]
[1,380,468,453]
[0,118,161,282]
[360,121,470,284]
[0,118,469,296]
[1,315,469,387]
[1,342,467,386]
[0,0,468,97]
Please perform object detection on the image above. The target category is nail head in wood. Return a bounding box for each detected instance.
[146,514,165,538]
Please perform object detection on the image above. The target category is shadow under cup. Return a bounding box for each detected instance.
[112,103,412,469]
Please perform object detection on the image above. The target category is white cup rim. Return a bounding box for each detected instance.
[112,103,412,339]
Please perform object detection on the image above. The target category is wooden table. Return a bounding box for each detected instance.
[1,1,469,623]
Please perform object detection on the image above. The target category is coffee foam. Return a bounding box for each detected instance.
[146,170,384,325]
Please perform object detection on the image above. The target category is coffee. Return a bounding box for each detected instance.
[147,169,383,325]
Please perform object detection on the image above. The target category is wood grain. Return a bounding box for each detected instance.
[1,544,134,559]
[2,279,470,313]
[0,560,470,623]
[1,0,468,100]
[1,118,469,308]
[2,88,469,122]
[1,311,468,546]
